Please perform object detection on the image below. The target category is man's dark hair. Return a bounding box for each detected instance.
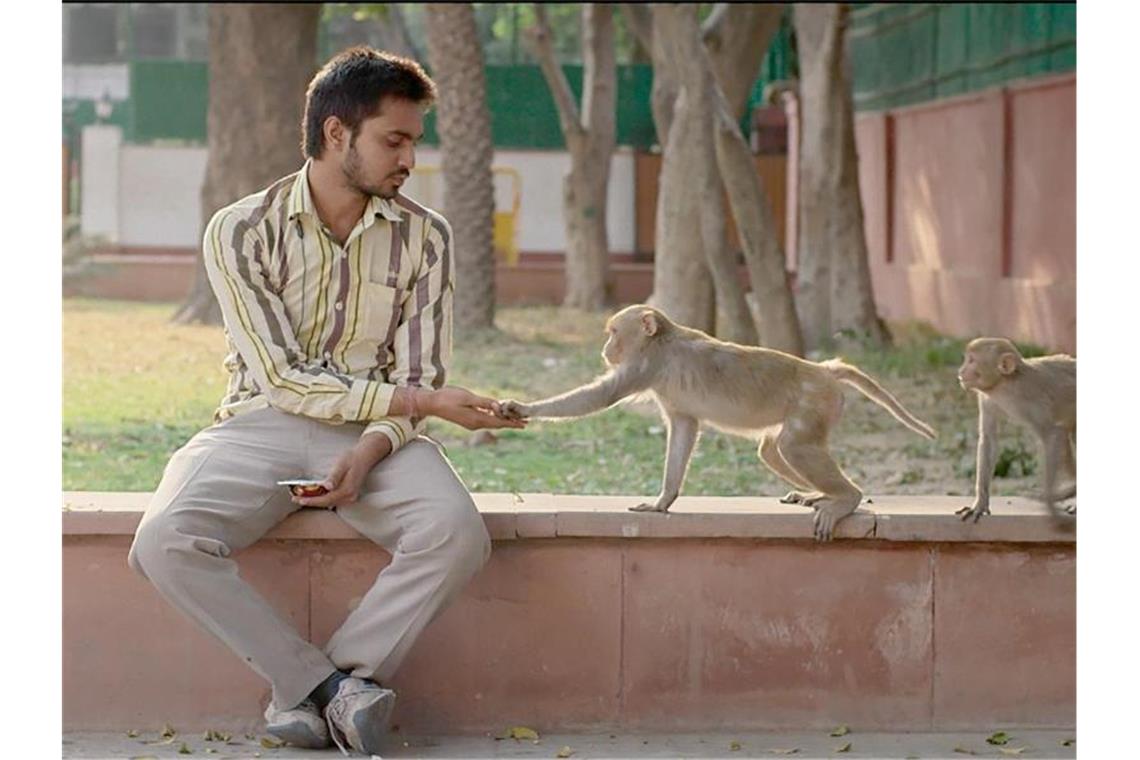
[302,46,436,159]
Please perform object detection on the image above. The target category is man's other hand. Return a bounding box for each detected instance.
[294,433,394,509]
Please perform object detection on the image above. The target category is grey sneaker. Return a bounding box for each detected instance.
[264,697,331,749]
[323,676,397,756]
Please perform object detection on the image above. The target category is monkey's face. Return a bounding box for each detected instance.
[601,308,655,367]
[602,324,624,366]
[957,349,989,391]
[958,340,1016,391]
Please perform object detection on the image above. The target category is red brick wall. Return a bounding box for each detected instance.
[856,74,1076,352]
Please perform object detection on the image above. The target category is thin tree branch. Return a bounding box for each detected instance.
[621,3,653,51]
[524,4,584,140]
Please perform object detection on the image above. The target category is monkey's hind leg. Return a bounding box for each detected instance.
[758,432,820,507]
[777,431,862,542]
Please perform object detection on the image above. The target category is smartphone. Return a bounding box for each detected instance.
[277,479,329,497]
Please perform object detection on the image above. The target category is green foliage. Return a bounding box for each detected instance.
[62,301,1043,500]
[993,442,1037,479]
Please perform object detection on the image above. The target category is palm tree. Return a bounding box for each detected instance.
[425,3,497,330]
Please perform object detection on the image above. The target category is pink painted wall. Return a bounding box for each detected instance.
[856,74,1076,352]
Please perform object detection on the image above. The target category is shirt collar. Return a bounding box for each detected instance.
[288,159,403,223]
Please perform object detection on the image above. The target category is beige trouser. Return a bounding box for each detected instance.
[128,406,490,711]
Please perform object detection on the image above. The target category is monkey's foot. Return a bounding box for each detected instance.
[629,503,669,513]
[812,501,859,542]
[955,504,989,523]
[780,490,823,507]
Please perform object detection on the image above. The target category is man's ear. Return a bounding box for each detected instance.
[640,312,659,336]
[323,116,347,152]
[997,352,1018,375]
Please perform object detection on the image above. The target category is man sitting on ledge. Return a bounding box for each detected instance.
[128,46,522,756]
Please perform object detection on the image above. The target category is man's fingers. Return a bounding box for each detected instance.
[295,487,356,509]
[462,410,526,430]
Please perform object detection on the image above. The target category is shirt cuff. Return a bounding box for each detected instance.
[362,417,416,454]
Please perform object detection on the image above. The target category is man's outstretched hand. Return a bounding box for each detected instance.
[417,386,527,430]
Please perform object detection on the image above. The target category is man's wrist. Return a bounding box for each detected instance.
[356,431,394,464]
[411,387,435,418]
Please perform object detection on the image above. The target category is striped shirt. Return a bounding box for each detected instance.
[203,159,453,454]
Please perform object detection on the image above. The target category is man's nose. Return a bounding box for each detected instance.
[399,144,415,171]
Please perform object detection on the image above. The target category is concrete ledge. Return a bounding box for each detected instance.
[63,492,1076,543]
[63,492,1075,735]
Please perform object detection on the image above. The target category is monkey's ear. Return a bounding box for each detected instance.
[641,312,659,336]
[997,352,1018,375]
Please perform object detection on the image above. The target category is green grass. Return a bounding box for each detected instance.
[63,298,1040,499]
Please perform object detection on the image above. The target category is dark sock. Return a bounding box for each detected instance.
[308,670,350,711]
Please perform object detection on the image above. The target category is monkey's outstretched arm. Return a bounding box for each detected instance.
[501,368,649,420]
[631,413,699,513]
[957,397,998,522]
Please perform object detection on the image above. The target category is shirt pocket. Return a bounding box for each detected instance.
[359,282,400,344]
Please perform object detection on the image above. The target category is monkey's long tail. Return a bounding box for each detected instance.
[823,360,937,440]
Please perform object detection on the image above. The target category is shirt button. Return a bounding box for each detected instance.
[323,351,332,360]
[334,301,344,311]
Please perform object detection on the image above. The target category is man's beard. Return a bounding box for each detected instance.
[342,143,402,200]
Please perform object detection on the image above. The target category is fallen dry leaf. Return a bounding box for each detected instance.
[953,747,977,755]
[830,725,851,737]
[501,726,540,741]
[177,742,192,755]
[556,746,573,758]
[835,742,852,753]
[987,731,1011,746]
[1061,738,1075,747]
[161,724,177,740]
[730,741,742,751]
[126,730,139,738]
[259,736,285,749]
[999,749,1029,756]
[767,750,800,755]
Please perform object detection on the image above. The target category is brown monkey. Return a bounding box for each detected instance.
[499,305,936,541]
[955,337,1076,522]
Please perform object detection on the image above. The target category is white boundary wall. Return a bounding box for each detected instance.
[80,127,637,254]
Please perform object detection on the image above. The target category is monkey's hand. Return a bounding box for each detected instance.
[955,501,990,523]
[630,492,677,513]
[497,399,533,421]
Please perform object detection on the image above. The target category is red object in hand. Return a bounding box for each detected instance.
[278,479,329,498]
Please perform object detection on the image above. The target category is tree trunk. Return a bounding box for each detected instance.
[527,4,615,310]
[425,3,497,330]
[376,5,420,61]
[647,5,713,332]
[622,4,677,153]
[702,3,784,122]
[658,5,756,344]
[794,3,888,348]
[173,3,319,325]
[713,101,804,355]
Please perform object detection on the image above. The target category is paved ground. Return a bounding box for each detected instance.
[63,729,1076,759]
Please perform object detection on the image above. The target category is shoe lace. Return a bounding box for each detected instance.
[325,699,351,757]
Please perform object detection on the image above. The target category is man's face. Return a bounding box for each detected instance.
[341,96,424,199]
